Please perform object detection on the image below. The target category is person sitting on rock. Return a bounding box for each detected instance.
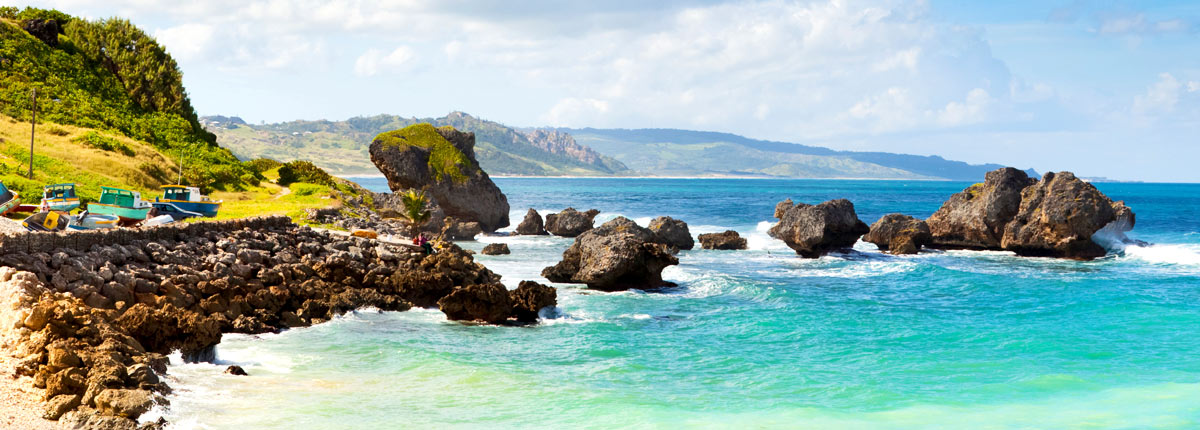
[418,233,434,255]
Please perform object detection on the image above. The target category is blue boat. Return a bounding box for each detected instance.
[155,185,221,217]
[0,181,21,216]
[151,202,203,221]
[40,183,80,212]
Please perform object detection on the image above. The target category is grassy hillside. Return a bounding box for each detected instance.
[0,8,255,191]
[206,112,631,176]
[567,128,1035,180]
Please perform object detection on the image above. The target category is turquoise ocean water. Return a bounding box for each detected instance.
[155,178,1200,429]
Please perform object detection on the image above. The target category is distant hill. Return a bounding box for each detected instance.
[563,128,1037,181]
[204,112,632,176]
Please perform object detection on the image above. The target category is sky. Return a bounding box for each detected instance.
[8,0,1200,181]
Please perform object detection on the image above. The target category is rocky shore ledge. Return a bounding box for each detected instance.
[0,216,552,428]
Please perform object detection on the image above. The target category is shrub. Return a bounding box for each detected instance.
[277,160,334,187]
[0,7,17,20]
[73,131,134,156]
[245,158,282,175]
[14,7,71,26]
[290,182,327,196]
[45,125,68,136]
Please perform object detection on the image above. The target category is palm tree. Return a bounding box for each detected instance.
[400,189,431,239]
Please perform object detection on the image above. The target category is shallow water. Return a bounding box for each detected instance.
[155,178,1200,429]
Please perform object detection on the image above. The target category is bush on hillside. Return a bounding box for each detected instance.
[277,160,335,187]
[245,158,283,175]
[14,7,72,26]
[73,131,135,156]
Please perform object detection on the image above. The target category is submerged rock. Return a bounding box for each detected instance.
[697,231,748,250]
[863,214,931,255]
[768,199,869,258]
[481,243,510,255]
[369,124,510,232]
[509,281,556,322]
[648,216,694,251]
[544,208,600,237]
[437,283,512,324]
[224,365,248,376]
[927,167,1035,250]
[515,208,548,235]
[542,217,679,291]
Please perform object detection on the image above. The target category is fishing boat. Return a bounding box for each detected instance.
[67,212,119,230]
[151,202,202,221]
[0,181,21,216]
[22,211,70,232]
[156,185,221,217]
[40,183,80,212]
[88,187,152,223]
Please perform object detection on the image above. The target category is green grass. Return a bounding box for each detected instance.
[373,123,473,183]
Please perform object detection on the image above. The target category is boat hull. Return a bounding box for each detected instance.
[67,214,119,230]
[88,203,151,222]
[43,198,80,212]
[0,192,20,216]
[157,199,220,217]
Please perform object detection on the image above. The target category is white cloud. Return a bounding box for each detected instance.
[153,23,214,62]
[353,46,416,77]
[1096,13,1191,35]
[1133,73,1182,115]
[542,98,610,127]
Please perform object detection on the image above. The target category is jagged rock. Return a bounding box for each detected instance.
[544,208,600,237]
[387,271,454,308]
[542,217,679,291]
[927,167,1036,250]
[863,214,931,255]
[509,281,556,322]
[1000,171,1129,259]
[515,208,548,235]
[769,199,869,258]
[481,243,510,255]
[94,389,155,419]
[59,408,140,430]
[45,394,81,420]
[224,365,248,376]
[648,216,694,251]
[697,231,748,250]
[437,283,512,324]
[774,199,794,219]
[369,124,510,232]
[441,217,482,241]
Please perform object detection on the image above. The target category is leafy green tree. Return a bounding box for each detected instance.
[65,18,191,117]
[400,190,431,238]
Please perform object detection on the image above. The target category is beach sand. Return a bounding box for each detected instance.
[0,351,54,430]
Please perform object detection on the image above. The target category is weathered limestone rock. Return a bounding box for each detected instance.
[369,124,510,232]
[927,167,1036,250]
[542,217,679,291]
[437,283,512,324]
[509,281,556,323]
[697,230,748,250]
[515,208,548,235]
[768,199,869,258]
[648,216,694,251]
[1000,171,1131,259]
[863,214,931,255]
[481,243,510,255]
[544,208,600,237]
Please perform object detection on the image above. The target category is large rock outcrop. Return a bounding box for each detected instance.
[1000,172,1132,259]
[864,214,931,255]
[769,199,870,258]
[437,283,512,324]
[542,217,679,291]
[544,208,600,237]
[515,208,548,235]
[927,167,1036,250]
[648,216,694,251]
[698,231,747,250]
[928,168,1135,259]
[509,281,556,323]
[369,124,510,232]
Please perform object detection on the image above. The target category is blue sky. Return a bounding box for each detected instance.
[11,0,1200,181]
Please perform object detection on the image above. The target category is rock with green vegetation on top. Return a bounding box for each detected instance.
[926,167,1035,250]
[369,124,510,232]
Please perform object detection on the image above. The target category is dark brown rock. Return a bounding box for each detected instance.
[768,199,869,258]
[863,214,931,255]
[509,281,556,322]
[515,208,548,235]
[544,208,600,237]
[21,19,61,47]
[480,243,510,255]
[648,216,694,251]
[437,283,513,324]
[927,168,1036,250]
[224,365,248,376]
[697,230,748,250]
[542,217,679,291]
[1000,172,1127,259]
[369,124,510,232]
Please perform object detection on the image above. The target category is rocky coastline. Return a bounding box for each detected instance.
[0,216,554,428]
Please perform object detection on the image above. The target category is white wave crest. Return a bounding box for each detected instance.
[1123,243,1200,266]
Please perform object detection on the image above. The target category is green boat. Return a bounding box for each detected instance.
[88,187,152,222]
[0,181,20,216]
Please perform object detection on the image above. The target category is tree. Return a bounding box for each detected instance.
[400,190,431,239]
